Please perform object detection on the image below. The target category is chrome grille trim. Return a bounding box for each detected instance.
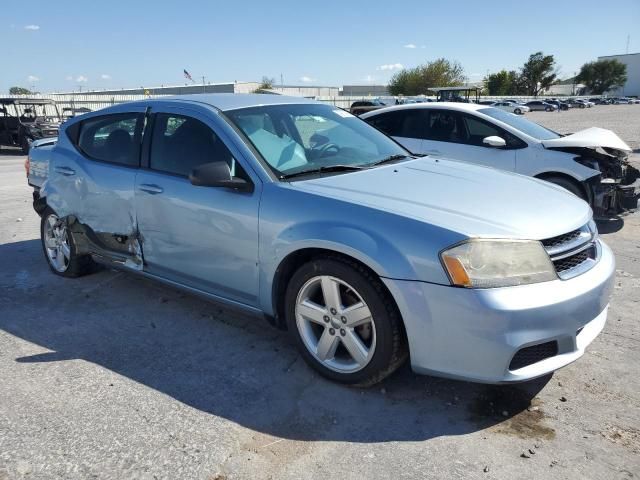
[542,222,599,280]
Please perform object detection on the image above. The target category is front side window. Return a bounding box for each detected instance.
[77,113,143,166]
[150,113,240,178]
[226,104,408,178]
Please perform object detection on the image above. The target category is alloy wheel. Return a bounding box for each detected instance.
[295,275,376,373]
[43,214,71,272]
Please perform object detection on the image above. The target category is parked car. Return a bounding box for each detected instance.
[27,94,616,385]
[0,98,61,153]
[477,100,497,105]
[525,100,557,112]
[361,102,640,216]
[492,101,530,114]
[350,99,387,115]
[544,100,570,111]
[566,99,591,108]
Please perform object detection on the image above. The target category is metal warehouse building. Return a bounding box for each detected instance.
[597,52,640,96]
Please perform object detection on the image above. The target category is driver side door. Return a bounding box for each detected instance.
[135,105,262,306]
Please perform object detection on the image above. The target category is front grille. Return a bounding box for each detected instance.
[542,223,598,279]
[509,341,559,370]
[542,228,582,250]
[553,246,596,274]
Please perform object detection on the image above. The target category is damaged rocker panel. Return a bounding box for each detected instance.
[63,216,144,270]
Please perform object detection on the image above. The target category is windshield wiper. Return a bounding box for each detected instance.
[368,154,412,167]
[280,164,368,180]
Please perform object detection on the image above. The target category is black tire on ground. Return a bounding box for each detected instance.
[40,207,97,278]
[545,106,552,112]
[579,104,585,109]
[21,136,31,155]
[515,108,522,114]
[285,257,407,386]
[545,176,587,202]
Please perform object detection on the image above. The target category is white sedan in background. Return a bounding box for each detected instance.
[492,101,530,115]
[361,102,637,217]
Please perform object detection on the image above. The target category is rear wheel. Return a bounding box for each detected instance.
[41,208,96,277]
[514,108,522,115]
[285,257,407,386]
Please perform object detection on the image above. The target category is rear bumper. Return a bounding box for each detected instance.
[383,240,615,383]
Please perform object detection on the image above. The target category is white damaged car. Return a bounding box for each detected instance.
[362,103,640,216]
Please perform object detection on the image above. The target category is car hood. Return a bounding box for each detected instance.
[291,157,591,240]
[542,127,631,155]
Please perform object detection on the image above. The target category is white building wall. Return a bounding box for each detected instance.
[597,53,640,97]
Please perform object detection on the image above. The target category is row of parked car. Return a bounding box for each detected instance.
[25,93,639,387]
[351,96,639,116]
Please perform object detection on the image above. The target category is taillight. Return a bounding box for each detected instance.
[24,156,30,177]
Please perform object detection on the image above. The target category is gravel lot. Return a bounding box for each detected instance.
[527,104,640,151]
[0,107,639,480]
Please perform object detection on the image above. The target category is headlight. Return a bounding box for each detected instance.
[440,239,557,288]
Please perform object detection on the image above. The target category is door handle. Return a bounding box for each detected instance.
[138,184,164,194]
[54,166,75,176]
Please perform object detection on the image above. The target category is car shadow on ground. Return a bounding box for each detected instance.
[596,216,625,234]
[0,239,553,444]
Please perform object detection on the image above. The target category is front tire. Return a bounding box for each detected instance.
[285,257,407,386]
[514,108,522,115]
[545,176,587,202]
[41,208,96,277]
[545,106,552,112]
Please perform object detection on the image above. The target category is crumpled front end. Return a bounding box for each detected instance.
[550,145,640,216]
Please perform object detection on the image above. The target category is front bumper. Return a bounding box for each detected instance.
[383,239,615,383]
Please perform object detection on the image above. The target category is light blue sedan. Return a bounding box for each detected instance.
[28,94,615,385]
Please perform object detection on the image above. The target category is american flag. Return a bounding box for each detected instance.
[183,69,194,82]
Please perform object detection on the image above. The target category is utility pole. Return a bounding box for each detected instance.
[626,34,630,54]
[280,73,283,88]
[202,76,206,93]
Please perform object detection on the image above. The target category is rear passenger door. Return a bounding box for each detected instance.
[135,106,261,306]
[57,108,146,244]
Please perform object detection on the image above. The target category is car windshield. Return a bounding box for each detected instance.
[478,107,561,140]
[225,103,409,178]
[15,103,61,123]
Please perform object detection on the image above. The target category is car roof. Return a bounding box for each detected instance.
[133,93,317,112]
[359,101,490,117]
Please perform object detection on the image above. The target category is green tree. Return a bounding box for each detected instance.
[519,52,557,96]
[9,86,33,95]
[484,70,522,95]
[576,59,627,94]
[389,58,466,96]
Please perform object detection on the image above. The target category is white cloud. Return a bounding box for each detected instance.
[27,75,39,82]
[377,63,404,71]
[24,25,40,30]
[299,75,315,83]
[403,43,417,49]
[76,75,88,83]
[101,74,112,80]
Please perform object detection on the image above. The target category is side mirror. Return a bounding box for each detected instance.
[482,136,506,148]
[189,161,253,192]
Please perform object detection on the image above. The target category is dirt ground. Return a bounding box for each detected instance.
[0,105,639,479]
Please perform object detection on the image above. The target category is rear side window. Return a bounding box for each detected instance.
[424,110,465,143]
[150,113,239,178]
[367,109,427,139]
[77,113,143,167]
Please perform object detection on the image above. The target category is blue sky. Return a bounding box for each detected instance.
[3,0,639,93]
